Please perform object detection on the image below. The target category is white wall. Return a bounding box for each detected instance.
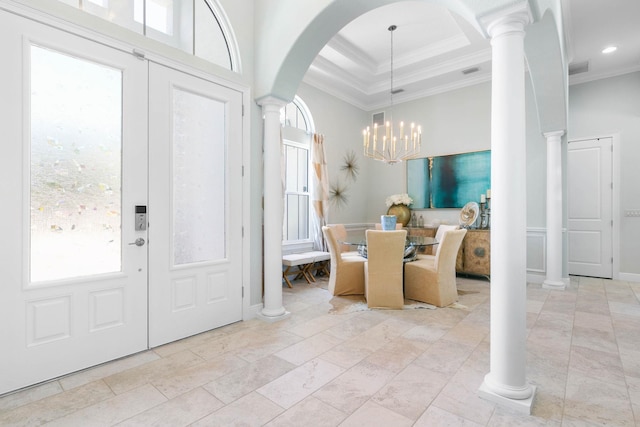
[298,78,549,228]
[568,72,640,276]
[296,70,640,280]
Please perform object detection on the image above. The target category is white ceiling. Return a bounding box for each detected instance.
[303,0,640,112]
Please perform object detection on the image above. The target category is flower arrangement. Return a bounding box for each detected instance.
[385,193,413,208]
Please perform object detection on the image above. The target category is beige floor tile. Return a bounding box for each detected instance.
[103,350,203,395]
[568,344,625,385]
[319,338,377,369]
[372,364,449,420]
[59,351,161,391]
[414,405,484,426]
[339,400,414,427]
[263,396,347,427]
[612,313,640,352]
[412,339,476,376]
[323,310,387,340]
[286,312,357,339]
[0,381,63,412]
[234,330,304,363]
[488,406,561,426]
[364,336,428,373]
[620,347,640,378]
[188,328,263,360]
[313,361,395,414]
[527,383,565,422]
[571,324,619,354]
[151,353,248,399]
[43,384,166,427]
[2,276,637,427]
[572,310,614,332]
[526,299,545,314]
[609,301,640,317]
[117,387,223,427]
[151,327,232,358]
[401,322,449,344]
[434,366,495,425]
[441,320,489,347]
[203,354,296,404]
[274,332,343,366]
[191,392,284,426]
[625,375,640,407]
[563,370,635,426]
[0,381,113,426]
[256,358,344,409]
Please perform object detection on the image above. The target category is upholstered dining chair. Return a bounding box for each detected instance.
[404,228,467,307]
[427,224,460,255]
[364,229,407,309]
[322,226,366,295]
[327,224,360,256]
[373,223,404,230]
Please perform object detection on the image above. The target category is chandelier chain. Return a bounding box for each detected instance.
[362,24,422,165]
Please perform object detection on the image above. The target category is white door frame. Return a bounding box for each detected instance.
[567,133,620,279]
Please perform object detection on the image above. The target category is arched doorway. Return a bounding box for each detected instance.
[253,0,567,414]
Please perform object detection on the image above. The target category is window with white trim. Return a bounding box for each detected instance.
[281,97,315,243]
[56,0,236,71]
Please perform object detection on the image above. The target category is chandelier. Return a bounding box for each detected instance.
[363,25,422,165]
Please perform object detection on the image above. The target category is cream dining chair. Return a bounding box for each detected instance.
[373,223,404,230]
[327,224,360,256]
[364,229,407,309]
[404,228,467,307]
[322,226,366,295]
[426,224,460,256]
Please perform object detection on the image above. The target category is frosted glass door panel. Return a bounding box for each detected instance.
[173,88,225,265]
[30,45,122,282]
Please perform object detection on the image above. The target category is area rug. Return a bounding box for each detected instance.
[328,298,436,314]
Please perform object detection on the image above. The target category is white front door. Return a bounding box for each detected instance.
[0,10,244,394]
[567,137,613,278]
[0,11,148,394]
[148,63,243,347]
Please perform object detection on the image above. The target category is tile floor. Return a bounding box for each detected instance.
[1,275,639,426]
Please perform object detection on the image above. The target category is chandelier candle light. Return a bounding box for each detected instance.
[363,25,422,165]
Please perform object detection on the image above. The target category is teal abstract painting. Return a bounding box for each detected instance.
[407,150,490,209]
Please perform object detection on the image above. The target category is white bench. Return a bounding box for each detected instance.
[282,251,330,288]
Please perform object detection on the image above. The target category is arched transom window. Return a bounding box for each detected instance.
[56,0,239,71]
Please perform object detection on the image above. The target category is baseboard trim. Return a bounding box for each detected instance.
[619,272,640,283]
[244,303,263,320]
[526,273,545,284]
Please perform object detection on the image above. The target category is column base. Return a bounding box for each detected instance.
[256,309,291,322]
[478,381,536,415]
[542,279,566,290]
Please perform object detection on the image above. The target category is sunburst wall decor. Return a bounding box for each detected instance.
[329,180,348,209]
[341,150,359,181]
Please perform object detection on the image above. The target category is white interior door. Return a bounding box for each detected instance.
[0,11,148,394]
[567,137,613,278]
[148,63,243,347]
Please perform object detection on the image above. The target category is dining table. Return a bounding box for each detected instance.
[339,232,438,262]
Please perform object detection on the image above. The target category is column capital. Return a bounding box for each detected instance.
[255,95,288,111]
[543,130,565,140]
[480,2,532,39]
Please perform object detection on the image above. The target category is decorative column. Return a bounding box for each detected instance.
[543,130,566,290]
[257,97,289,320]
[478,4,536,413]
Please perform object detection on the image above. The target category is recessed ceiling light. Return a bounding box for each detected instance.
[602,46,618,54]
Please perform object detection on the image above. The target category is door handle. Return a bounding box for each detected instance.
[128,237,145,247]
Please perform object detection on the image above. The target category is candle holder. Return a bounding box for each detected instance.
[486,197,491,229]
[479,201,490,229]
